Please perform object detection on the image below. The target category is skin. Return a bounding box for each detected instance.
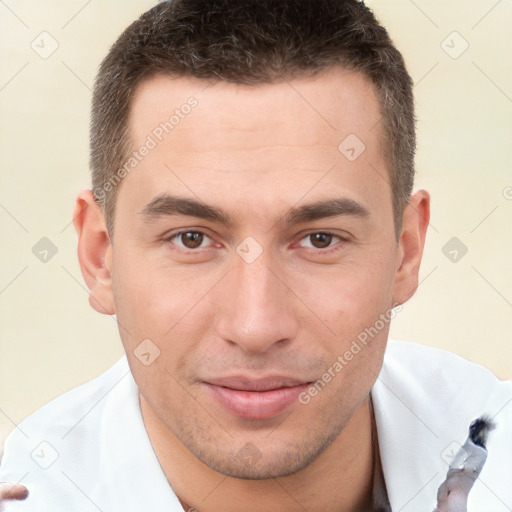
[70,68,429,512]
[0,483,28,504]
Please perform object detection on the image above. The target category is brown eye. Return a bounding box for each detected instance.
[298,232,342,250]
[177,231,205,249]
[309,233,333,248]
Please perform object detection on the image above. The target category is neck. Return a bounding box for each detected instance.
[140,394,375,512]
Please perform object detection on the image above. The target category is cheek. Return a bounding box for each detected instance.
[111,251,201,336]
[294,253,396,338]
[110,255,198,411]
[111,251,218,386]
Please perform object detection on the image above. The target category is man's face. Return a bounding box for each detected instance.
[109,69,404,478]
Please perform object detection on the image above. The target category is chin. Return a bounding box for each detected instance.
[199,450,309,480]
[190,425,343,480]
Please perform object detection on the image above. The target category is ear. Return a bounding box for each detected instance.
[73,190,115,315]
[392,189,430,307]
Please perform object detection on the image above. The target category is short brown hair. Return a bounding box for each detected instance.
[90,0,415,239]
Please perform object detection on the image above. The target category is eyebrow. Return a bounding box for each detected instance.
[286,197,370,224]
[139,194,370,225]
[139,194,231,224]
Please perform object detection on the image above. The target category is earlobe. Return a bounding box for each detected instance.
[392,189,430,307]
[73,190,115,315]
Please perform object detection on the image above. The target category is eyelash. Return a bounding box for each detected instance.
[164,231,216,251]
[297,231,348,252]
[162,230,349,254]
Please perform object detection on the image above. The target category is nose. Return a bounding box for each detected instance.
[214,254,299,353]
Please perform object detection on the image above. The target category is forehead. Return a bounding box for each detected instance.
[129,68,382,150]
[119,68,390,227]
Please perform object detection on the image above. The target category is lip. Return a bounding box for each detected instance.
[203,376,310,420]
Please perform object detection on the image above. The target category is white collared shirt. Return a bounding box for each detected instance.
[1,339,511,511]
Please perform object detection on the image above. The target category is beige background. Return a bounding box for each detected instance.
[1,1,511,442]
